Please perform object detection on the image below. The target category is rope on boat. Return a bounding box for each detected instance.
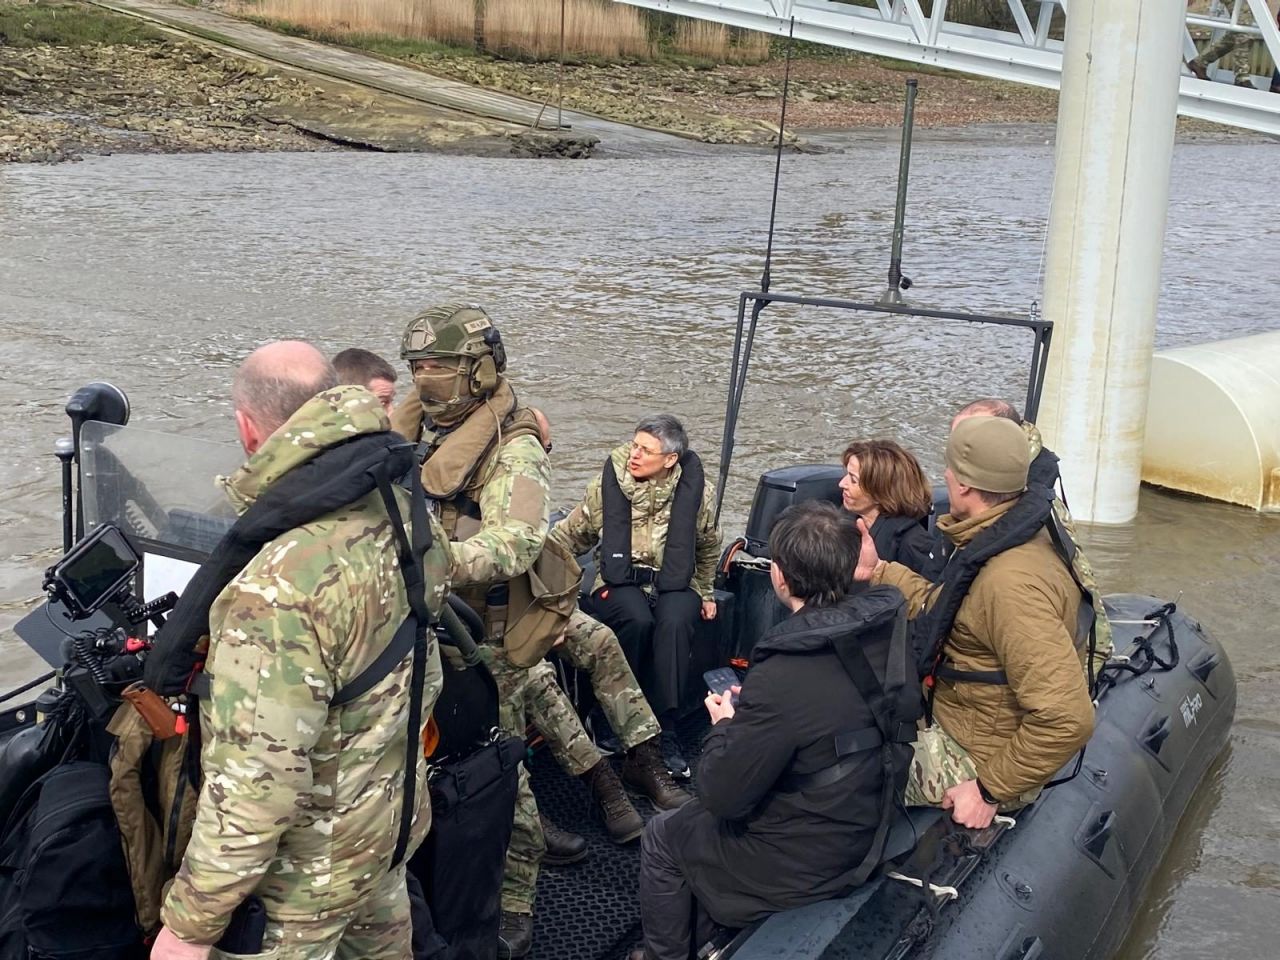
[0,670,56,707]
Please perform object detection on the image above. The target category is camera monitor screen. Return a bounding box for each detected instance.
[56,525,139,615]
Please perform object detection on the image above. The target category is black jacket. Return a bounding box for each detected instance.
[663,587,903,927]
[870,513,941,580]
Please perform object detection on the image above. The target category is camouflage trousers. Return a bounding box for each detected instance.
[210,865,411,960]
[478,645,546,916]
[903,725,1040,812]
[526,608,662,776]
[1193,9,1256,86]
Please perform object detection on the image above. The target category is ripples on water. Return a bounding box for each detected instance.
[0,135,1276,958]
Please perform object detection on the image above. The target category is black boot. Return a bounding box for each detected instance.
[540,813,589,866]
[498,910,534,959]
[496,911,532,957]
[580,759,645,844]
[623,737,693,810]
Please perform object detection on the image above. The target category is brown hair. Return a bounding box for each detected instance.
[840,439,933,520]
[333,347,397,386]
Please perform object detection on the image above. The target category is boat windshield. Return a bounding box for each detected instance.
[81,420,241,557]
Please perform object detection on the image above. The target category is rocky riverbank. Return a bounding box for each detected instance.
[0,1,583,163]
[0,38,337,163]
[417,55,1062,141]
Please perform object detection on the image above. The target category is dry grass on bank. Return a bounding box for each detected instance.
[240,0,656,60]
[673,20,769,64]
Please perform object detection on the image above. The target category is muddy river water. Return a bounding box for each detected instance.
[0,131,1276,956]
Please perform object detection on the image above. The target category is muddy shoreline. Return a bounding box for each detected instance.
[0,1,1261,164]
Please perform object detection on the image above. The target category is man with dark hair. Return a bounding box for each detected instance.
[952,397,1113,669]
[333,347,398,413]
[153,341,452,960]
[630,500,915,960]
[553,413,722,779]
[857,416,1094,830]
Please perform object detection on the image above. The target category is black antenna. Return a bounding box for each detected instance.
[715,17,795,526]
[759,16,795,296]
[880,78,918,305]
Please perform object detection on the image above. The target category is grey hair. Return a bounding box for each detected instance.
[233,358,339,437]
[635,413,688,458]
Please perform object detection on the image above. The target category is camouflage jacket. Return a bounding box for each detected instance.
[161,387,451,943]
[551,443,722,601]
[402,382,551,588]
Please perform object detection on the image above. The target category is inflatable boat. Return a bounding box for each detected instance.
[0,382,1235,960]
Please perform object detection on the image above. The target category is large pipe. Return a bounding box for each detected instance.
[1036,1,1185,524]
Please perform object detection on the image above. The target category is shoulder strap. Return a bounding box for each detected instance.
[831,610,918,887]
[1044,511,1098,690]
[370,459,434,867]
[331,618,418,708]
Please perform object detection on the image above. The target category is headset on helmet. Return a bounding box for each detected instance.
[400,303,507,398]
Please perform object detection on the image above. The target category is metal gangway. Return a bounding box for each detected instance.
[618,0,1280,135]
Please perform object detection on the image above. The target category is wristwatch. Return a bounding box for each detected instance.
[975,779,1000,807]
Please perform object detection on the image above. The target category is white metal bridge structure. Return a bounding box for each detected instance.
[617,0,1280,136]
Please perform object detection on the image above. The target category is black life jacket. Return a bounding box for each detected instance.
[915,450,1097,705]
[600,450,704,593]
[771,587,922,888]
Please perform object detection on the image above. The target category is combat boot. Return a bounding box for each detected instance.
[622,737,693,810]
[540,813,588,866]
[580,759,644,844]
[498,911,534,959]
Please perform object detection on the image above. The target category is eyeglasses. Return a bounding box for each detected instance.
[630,441,666,457]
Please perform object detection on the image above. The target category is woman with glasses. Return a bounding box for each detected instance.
[551,414,722,781]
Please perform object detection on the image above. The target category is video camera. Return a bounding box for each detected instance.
[42,523,177,720]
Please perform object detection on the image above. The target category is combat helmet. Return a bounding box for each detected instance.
[400,303,507,372]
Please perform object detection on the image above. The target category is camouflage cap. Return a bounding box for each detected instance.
[400,303,497,363]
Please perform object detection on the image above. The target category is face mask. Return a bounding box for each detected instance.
[414,362,477,426]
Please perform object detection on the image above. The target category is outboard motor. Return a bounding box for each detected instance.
[721,465,846,660]
[743,464,845,557]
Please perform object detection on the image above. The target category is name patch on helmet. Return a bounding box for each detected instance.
[463,317,492,334]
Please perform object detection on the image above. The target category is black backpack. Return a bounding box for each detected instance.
[0,761,141,960]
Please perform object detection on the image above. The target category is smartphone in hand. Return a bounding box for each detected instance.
[703,667,742,706]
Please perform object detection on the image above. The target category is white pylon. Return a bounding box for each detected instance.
[1037,0,1185,524]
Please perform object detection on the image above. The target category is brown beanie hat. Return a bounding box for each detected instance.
[945,416,1029,494]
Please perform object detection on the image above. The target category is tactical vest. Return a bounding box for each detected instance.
[599,450,704,593]
[398,379,578,667]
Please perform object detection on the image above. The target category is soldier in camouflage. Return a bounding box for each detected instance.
[859,416,1094,829]
[390,305,681,959]
[1187,3,1259,88]
[153,343,451,960]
